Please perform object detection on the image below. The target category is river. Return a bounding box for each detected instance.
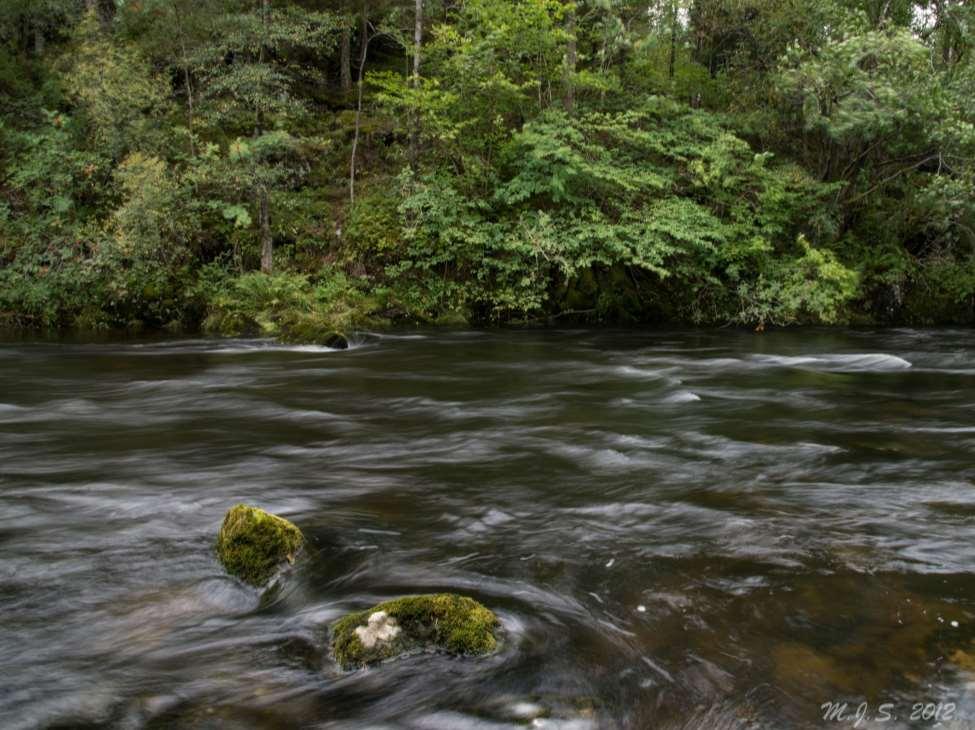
[1,329,974,729]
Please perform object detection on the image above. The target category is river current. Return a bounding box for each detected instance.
[1,328,974,729]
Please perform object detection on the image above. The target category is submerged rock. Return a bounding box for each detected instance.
[330,593,500,669]
[281,325,349,349]
[215,504,304,587]
[277,312,350,349]
[321,332,350,350]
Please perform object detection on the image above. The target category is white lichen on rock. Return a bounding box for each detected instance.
[354,610,401,649]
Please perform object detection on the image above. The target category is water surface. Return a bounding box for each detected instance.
[2,329,975,729]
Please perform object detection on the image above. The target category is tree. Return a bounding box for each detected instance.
[119,0,221,159]
[563,1,577,113]
[192,0,337,273]
[780,23,975,212]
[409,0,423,169]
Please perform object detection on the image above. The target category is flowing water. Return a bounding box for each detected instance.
[2,329,975,730]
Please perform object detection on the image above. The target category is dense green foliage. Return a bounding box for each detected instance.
[2,0,974,333]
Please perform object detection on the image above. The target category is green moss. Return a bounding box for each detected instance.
[331,593,500,670]
[277,311,349,348]
[215,504,304,587]
[431,310,470,327]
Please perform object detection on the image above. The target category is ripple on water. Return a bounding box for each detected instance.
[751,352,913,372]
[125,338,363,355]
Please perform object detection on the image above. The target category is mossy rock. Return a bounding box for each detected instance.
[322,332,350,349]
[331,593,500,670]
[277,312,349,349]
[215,504,304,587]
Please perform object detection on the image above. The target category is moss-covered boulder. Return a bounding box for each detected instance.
[278,312,350,349]
[321,332,350,350]
[331,593,500,669]
[215,504,304,587]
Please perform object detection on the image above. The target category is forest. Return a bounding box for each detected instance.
[1,0,973,337]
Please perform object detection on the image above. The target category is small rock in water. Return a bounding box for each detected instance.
[215,504,304,587]
[323,332,350,350]
[636,605,646,613]
[952,620,960,628]
[330,593,499,670]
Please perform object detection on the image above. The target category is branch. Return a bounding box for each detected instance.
[845,154,939,204]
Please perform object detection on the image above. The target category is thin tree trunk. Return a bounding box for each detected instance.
[101,0,116,26]
[258,0,273,273]
[33,24,44,57]
[183,63,195,157]
[358,4,367,60]
[563,6,576,113]
[176,10,195,157]
[874,0,892,27]
[259,186,272,274]
[668,0,677,79]
[257,0,269,135]
[340,26,352,93]
[86,0,114,30]
[350,6,369,204]
[409,0,423,171]
[413,0,422,90]
[934,0,957,67]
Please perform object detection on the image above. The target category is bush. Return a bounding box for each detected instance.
[734,236,860,327]
[197,267,384,339]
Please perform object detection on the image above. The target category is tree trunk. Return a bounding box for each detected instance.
[259,0,269,73]
[176,10,195,157]
[99,0,116,26]
[358,3,367,59]
[350,5,369,203]
[86,0,114,29]
[873,0,893,28]
[563,6,576,114]
[258,0,270,134]
[33,24,44,57]
[934,0,959,68]
[183,64,195,157]
[258,0,272,272]
[668,0,678,80]
[259,186,273,274]
[409,0,423,171]
[340,26,352,94]
[412,0,422,96]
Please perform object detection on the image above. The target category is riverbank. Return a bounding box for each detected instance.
[3,263,974,344]
[4,1,975,374]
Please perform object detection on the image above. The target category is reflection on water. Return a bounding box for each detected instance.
[1,329,975,729]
